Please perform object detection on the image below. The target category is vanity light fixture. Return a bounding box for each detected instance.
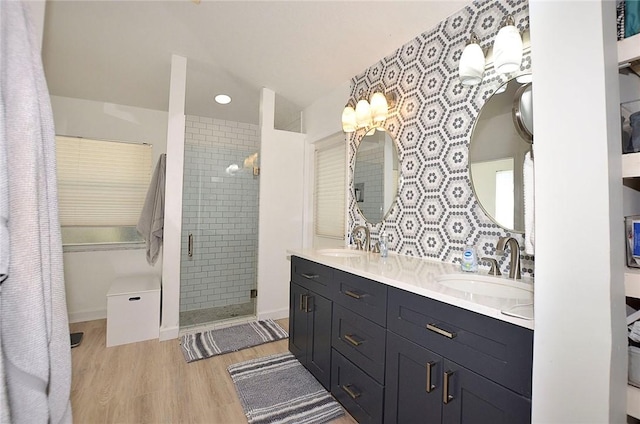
[341,104,357,133]
[355,99,372,129]
[458,16,526,86]
[458,33,485,86]
[493,15,523,75]
[341,90,393,135]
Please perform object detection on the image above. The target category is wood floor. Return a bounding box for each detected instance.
[69,319,357,424]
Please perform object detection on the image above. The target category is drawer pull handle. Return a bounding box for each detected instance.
[426,323,457,339]
[344,334,362,347]
[301,273,319,280]
[443,370,454,404]
[426,361,436,393]
[344,290,362,299]
[128,297,141,301]
[341,384,361,400]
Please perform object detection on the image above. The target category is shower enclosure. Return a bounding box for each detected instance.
[179,115,260,329]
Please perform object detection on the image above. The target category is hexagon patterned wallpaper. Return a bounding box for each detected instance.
[348,0,534,277]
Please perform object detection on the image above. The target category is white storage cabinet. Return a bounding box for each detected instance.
[106,275,161,347]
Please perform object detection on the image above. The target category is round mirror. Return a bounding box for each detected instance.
[353,131,399,224]
[469,73,533,233]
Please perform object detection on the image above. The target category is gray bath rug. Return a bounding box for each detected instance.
[228,352,344,424]
[180,319,288,363]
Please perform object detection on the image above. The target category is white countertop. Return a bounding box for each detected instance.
[287,248,534,330]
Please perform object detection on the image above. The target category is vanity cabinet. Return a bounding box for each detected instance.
[330,269,388,424]
[385,287,532,424]
[385,327,531,424]
[289,257,334,390]
[386,287,533,397]
[288,256,534,423]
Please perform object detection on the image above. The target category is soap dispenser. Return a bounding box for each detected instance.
[379,231,388,258]
[461,239,478,272]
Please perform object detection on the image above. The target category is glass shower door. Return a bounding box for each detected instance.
[179,116,260,329]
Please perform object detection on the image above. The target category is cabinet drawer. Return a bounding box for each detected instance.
[333,269,387,326]
[331,349,384,424]
[332,304,386,383]
[387,287,533,397]
[291,256,334,299]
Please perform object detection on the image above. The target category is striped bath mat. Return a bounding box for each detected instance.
[228,352,344,424]
[180,319,288,362]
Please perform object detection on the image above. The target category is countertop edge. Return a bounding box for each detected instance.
[287,248,534,331]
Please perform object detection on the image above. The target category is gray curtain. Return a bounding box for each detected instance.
[0,2,72,423]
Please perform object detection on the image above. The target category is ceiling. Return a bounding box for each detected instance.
[42,1,470,126]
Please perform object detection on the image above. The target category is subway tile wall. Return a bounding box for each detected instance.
[354,140,385,222]
[179,115,260,312]
[348,0,534,276]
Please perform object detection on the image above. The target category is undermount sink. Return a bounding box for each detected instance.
[317,248,368,258]
[435,273,533,299]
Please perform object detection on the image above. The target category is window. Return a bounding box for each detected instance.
[315,139,346,239]
[55,136,153,246]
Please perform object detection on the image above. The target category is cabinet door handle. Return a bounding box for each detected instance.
[301,273,319,280]
[426,361,436,393]
[299,294,305,311]
[344,334,362,347]
[443,370,454,404]
[344,290,362,299]
[341,384,361,400]
[426,323,457,339]
[305,295,313,313]
[188,233,194,257]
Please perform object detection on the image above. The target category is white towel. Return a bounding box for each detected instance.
[1,2,72,422]
[523,150,535,255]
[137,154,166,265]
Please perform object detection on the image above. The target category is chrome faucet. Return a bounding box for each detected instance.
[481,257,502,276]
[496,237,521,279]
[352,225,370,251]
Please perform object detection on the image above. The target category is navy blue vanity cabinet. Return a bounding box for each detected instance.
[289,257,334,390]
[385,331,444,423]
[385,286,533,424]
[330,269,388,424]
[332,349,384,424]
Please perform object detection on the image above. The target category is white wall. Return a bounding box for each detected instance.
[529,1,627,422]
[160,55,187,340]
[257,88,305,320]
[50,96,168,322]
[301,81,351,248]
[64,249,160,323]
[51,96,167,164]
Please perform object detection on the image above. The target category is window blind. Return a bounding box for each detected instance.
[55,136,153,227]
[315,143,346,238]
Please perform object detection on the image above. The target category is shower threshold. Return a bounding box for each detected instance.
[179,301,255,332]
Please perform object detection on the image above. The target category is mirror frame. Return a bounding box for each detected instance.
[468,73,533,233]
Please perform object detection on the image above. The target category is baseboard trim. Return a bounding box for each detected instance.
[159,325,179,341]
[68,309,107,324]
[257,307,288,322]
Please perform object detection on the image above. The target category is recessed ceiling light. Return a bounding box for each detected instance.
[215,94,231,105]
